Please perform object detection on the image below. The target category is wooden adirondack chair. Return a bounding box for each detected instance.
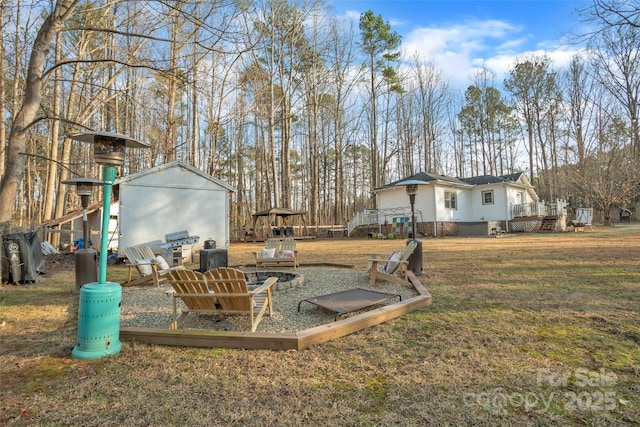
[204,267,277,332]
[166,269,218,329]
[121,244,183,287]
[367,240,418,286]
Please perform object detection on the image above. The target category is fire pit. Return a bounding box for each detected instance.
[244,271,305,291]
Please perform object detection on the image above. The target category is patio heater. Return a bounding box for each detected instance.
[397,179,424,275]
[61,177,103,291]
[68,131,149,360]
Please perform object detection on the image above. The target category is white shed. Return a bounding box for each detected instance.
[114,160,235,254]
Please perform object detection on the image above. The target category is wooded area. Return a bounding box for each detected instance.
[0,0,638,232]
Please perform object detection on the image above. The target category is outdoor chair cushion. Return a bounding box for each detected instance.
[384,251,402,274]
[367,240,417,286]
[282,250,295,258]
[153,255,171,271]
[134,259,153,276]
[261,247,276,258]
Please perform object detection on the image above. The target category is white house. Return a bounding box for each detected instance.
[114,160,236,254]
[373,172,539,236]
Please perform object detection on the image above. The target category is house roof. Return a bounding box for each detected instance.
[115,160,236,192]
[460,172,526,186]
[377,172,469,191]
[375,171,535,195]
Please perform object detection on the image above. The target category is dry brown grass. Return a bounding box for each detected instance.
[1,226,639,426]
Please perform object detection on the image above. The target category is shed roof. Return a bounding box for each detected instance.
[41,201,103,228]
[115,160,236,192]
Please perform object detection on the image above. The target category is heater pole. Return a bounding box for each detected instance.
[98,166,116,284]
[69,131,149,360]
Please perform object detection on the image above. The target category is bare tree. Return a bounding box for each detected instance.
[572,112,640,225]
[562,54,595,169]
[579,0,640,30]
[504,54,561,199]
[325,15,360,224]
[42,33,63,223]
[587,23,640,154]
[0,0,80,226]
[0,1,6,182]
[411,55,449,175]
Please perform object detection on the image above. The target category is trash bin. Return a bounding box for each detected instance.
[199,249,228,272]
[2,232,45,284]
[3,240,22,284]
[75,249,98,291]
[406,238,423,275]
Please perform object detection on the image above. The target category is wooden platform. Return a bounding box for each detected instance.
[120,270,432,350]
[244,236,316,243]
[228,261,355,270]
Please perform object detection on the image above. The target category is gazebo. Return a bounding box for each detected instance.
[251,207,308,240]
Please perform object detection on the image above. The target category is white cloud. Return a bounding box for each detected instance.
[388,17,407,27]
[341,9,408,29]
[402,20,519,85]
[402,19,584,89]
[496,38,527,51]
[343,9,361,21]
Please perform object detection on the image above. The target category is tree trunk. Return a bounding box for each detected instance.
[0,3,6,181]
[43,35,62,222]
[0,0,79,225]
[166,12,180,162]
[369,56,378,203]
[191,31,200,168]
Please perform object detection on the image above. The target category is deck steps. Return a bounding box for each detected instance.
[539,216,557,232]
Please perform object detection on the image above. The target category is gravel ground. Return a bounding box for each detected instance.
[120,267,418,333]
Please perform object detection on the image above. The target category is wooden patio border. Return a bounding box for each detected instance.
[120,270,432,350]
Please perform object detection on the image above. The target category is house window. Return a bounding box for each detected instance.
[444,191,457,209]
[482,190,494,205]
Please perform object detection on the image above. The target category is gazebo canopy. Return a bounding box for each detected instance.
[253,207,306,217]
[251,207,308,239]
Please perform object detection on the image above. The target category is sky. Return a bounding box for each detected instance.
[330,0,590,89]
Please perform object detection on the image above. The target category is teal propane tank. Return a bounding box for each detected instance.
[72,282,122,359]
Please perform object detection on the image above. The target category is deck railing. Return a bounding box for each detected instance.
[347,210,379,235]
[346,207,424,236]
[510,199,567,219]
[511,201,546,218]
[348,200,568,234]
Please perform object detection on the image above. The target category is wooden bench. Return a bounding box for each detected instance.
[254,238,298,270]
[327,227,347,237]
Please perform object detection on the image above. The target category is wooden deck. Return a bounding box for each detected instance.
[244,236,316,243]
[120,270,432,350]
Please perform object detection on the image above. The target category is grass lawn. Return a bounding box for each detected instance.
[1,226,639,426]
